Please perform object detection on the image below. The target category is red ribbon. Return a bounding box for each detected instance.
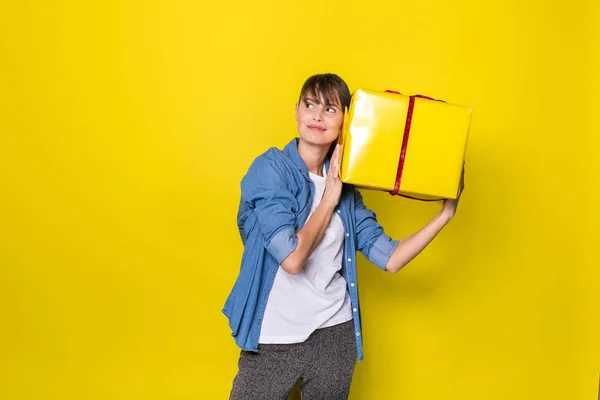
[385,90,445,201]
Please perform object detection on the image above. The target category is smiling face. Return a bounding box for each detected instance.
[294,74,351,150]
[295,91,344,148]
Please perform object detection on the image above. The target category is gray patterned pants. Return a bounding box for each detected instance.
[229,320,357,400]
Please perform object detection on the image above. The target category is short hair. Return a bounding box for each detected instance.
[298,73,351,111]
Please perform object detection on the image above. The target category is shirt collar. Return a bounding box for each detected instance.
[283,138,331,181]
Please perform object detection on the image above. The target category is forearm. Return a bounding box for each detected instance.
[280,199,337,274]
[385,210,452,274]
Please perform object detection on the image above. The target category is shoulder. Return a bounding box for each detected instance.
[342,183,361,199]
[245,147,286,180]
[242,146,296,191]
[344,184,370,210]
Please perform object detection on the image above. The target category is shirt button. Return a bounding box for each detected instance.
[347,258,352,262]
[350,283,355,287]
[353,308,357,312]
[336,209,341,214]
[345,233,349,237]
[356,332,361,337]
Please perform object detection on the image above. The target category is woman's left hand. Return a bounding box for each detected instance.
[441,165,465,220]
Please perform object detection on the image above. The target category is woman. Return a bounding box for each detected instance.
[223,73,464,399]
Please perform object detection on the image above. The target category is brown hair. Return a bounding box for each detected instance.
[298,73,351,111]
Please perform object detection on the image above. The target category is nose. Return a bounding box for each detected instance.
[313,107,324,122]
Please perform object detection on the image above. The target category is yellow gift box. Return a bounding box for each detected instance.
[339,88,472,200]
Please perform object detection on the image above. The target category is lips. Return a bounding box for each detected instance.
[307,125,326,132]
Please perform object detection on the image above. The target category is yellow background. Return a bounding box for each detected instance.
[1,1,598,399]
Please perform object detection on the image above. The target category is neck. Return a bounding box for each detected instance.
[297,139,330,177]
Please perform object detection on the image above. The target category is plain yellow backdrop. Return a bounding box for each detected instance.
[1,0,598,399]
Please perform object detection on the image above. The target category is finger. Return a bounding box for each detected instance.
[332,146,340,177]
[332,155,338,178]
[330,149,338,174]
[327,152,336,177]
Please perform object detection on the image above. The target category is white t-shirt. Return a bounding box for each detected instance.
[259,168,353,344]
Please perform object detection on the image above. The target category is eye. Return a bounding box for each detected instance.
[305,102,314,109]
[326,107,336,113]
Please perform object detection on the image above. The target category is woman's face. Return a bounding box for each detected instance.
[295,92,343,148]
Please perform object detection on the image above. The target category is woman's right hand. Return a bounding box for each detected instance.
[281,143,343,274]
[322,144,343,208]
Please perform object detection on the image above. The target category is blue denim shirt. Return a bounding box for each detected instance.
[222,138,399,362]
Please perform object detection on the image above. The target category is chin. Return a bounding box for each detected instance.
[300,131,337,147]
[304,138,335,148]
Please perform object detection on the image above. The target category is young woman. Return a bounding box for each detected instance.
[223,73,464,399]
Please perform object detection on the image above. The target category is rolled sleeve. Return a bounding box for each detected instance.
[367,233,399,270]
[266,226,298,265]
[353,187,399,271]
[240,154,299,264]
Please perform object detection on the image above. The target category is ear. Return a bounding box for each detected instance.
[294,102,299,121]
